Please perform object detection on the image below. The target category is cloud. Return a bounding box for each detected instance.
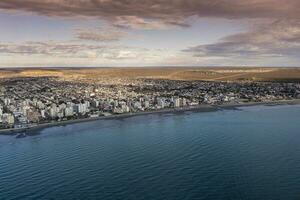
[1,1,300,66]
[112,16,190,30]
[74,27,127,42]
[0,40,182,67]
[0,41,105,58]
[183,20,300,59]
[0,0,299,29]
[0,40,161,61]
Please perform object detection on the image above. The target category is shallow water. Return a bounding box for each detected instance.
[1,105,300,200]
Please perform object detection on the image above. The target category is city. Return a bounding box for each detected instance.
[1,75,300,130]
[1,0,300,199]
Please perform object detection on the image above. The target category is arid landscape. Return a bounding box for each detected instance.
[1,67,300,82]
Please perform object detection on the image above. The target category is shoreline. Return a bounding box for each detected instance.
[1,99,300,136]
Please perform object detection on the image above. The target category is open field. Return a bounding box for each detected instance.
[0,67,300,82]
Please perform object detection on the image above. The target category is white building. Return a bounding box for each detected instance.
[121,104,130,113]
[49,104,58,118]
[2,113,14,125]
[41,110,46,118]
[144,100,150,109]
[84,101,90,109]
[37,101,45,109]
[59,103,66,110]
[4,98,10,106]
[57,112,64,119]
[133,102,142,110]
[157,98,165,108]
[181,98,187,107]
[74,103,87,114]
[174,97,181,108]
[64,106,74,117]
[91,100,99,108]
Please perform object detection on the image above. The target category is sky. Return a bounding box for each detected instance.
[0,0,299,67]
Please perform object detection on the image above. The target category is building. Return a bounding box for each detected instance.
[2,113,14,125]
[174,97,181,108]
[0,106,3,117]
[4,98,11,106]
[181,98,187,107]
[157,97,165,108]
[64,106,74,117]
[144,100,150,109]
[74,103,88,114]
[91,99,99,108]
[133,102,142,110]
[49,104,58,119]
[41,110,46,118]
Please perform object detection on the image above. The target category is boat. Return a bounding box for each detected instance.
[16,132,27,139]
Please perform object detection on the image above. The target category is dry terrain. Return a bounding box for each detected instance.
[0,67,300,82]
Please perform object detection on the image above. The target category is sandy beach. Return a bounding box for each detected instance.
[1,99,300,136]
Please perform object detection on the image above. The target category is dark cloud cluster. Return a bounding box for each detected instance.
[0,0,299,29]
[183,20,300,58]
[1,0,300,65]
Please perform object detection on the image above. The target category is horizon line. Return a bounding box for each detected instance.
[0,66,300,70]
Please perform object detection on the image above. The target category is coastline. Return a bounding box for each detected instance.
[1,99,300,136]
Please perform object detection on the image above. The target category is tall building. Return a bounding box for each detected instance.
[2,113,14,125]
[157,98,165,108]
[4,98,10,106]
[57,112,64,119]
[64,106,74,117]
[121,104,130,113]
[49,104,58,119]
[37,101,45,109]
[41,110,46,118]
[59,103,66,110]
[84,101,90,109]
[91,100,99,108]
[174,97,181,108]
[133,102,142,110]
[74,103,87,114]
[0,106,3,117]
[144,100,150,109]
[181,98,187,107]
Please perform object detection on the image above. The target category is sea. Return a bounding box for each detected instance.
[1,105,300,200]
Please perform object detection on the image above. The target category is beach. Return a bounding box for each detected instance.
[1,99,300,135]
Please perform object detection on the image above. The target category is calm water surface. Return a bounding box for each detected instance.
[1,105,300,200]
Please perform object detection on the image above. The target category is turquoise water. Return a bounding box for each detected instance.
[1,105,300,200]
